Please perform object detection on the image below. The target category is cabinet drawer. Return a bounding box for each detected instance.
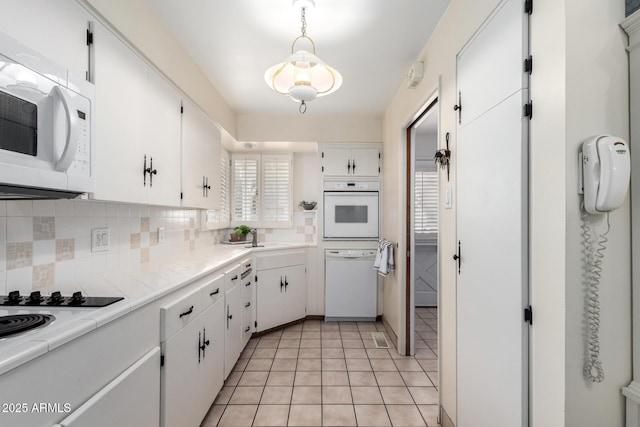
[224,263,242,292]
[201,273,224,309]
[160,289,201,341]
[255,250,306,270]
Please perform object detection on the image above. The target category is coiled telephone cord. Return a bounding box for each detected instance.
[581,206,609,383]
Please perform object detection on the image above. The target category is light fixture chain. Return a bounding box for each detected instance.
[300,7,307,37]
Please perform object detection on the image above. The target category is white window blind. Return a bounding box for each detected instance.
[233,156,259,222]
[220,151,230,224]
[262,155,292,224]
[415,168,438,233]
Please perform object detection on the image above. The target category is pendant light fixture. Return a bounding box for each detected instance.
[264,0,342,114]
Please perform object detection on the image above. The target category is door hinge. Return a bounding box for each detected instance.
[86,29,94,46]
[524,102,533,119]
[160,355,165,366]
[524,56,533,74]
[180,192,183,200]
[254,320,257,328]
[378,167,381,173]
[321,166,324,172]
[321,152,325,158]
[180,105,184,114]
[255,275,258,282]
[524,306,533,325]
[524,0,533,14]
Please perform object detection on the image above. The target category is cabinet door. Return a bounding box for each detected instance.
[0,0,90,78]
[92,22,148,204]
[322,147,352,175]
[283,264,306,324]
[224,284,242,378]
[256,268,285,332]
[161,317,202,427]
[55,347,160,427]
[351,147,380,176]
[181,99,220,209]
[145,71,182,207]
[199,299,225,416]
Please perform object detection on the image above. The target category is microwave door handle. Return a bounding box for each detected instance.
[51,86,80,171]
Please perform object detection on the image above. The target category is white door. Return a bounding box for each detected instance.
[351,147,380,176]
[456,0,528,425]
[224,284,242,379]
[283,264,307,324]
[256,268,284,332]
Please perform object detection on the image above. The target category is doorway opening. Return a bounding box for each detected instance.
[405,96,439,364]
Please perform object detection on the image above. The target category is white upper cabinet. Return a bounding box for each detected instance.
[0,0,90,79]
[181,99,221,210]
[321,144,381,176]
[92,21,181,206]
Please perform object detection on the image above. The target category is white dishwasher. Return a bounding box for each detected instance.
[325,249,377,321]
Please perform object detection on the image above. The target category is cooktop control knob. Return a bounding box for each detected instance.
[28,291,44,304]
[70,291,85,305]
[7,290,22,303]
[49,291,64,304]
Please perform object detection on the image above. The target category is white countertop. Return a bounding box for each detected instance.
[0,242,309,376]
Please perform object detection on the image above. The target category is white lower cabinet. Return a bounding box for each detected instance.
[160,274,225,427]
[53,347,161,427]
[256,250,306,332]
[241,260,255,348]
[224,262,243,379]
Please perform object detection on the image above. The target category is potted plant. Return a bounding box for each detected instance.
[230,225,251,242]
[299,200,317,210]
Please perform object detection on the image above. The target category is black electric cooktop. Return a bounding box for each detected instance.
[0,291,124,308]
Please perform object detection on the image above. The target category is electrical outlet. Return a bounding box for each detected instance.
[91,228,110,252]
[158,227,165,243]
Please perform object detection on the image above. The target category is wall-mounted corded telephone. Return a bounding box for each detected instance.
[579,135,631,214]
[578,135,630,383]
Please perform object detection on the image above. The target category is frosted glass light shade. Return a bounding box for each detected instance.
[264,50,342,102]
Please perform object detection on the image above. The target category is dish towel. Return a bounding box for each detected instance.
[374,239,395,276]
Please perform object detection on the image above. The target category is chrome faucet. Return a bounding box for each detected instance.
[250,229,258,247]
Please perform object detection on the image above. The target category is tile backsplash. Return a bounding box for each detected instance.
[0,200,317,295]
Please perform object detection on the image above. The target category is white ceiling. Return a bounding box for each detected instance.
[148,0,451,116]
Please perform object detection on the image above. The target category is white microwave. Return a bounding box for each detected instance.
[323,180,380,240]
[0,32,94,198]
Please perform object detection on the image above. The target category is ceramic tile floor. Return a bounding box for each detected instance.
[201,307,439,427]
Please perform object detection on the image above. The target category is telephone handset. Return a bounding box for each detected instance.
[579,135,630,215]
[578,135,630,384]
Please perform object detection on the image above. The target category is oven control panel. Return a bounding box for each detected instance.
[323,180,380,191]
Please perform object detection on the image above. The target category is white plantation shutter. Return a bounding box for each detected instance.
[262,155,292,224]
[232,155,259,222]
[415,167,438,233]
[220,150,230,224]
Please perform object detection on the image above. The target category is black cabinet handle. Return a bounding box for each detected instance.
[352,159,356,173]
[245,326,251,333]
[179,305,194,318]
[227,305,231,329]
[284,276,289,289]
[245,302,251,308]
[280,277,284,292]
[231,275,238,281]
[245,263,252,268]
[210,288,220,296]
[241,269,252,279]
[144,156,157,187]
[245,281,251,287]
[347,159,351,174]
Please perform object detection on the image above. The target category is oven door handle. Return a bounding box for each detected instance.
[51,85,80,172]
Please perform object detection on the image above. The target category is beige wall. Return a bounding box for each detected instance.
[237,114,383,143]
[382,0,503,422]
[384,0,632,425]
[564,1,631,425]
